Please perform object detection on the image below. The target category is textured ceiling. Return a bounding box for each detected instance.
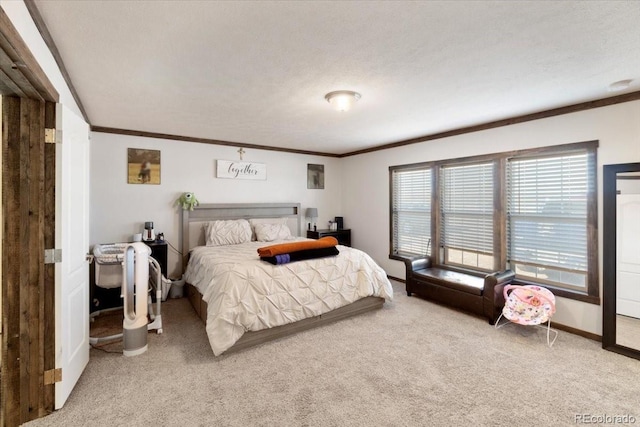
[32,1,640,155]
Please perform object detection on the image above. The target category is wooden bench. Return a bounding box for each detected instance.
[404,256,515,324]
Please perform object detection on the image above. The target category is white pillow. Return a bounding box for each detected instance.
[205,219,252,246]
[249,217,288,240]
[254,222,292,242]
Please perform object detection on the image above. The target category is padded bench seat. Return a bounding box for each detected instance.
[413,268,484,296]
[404,256,515,324]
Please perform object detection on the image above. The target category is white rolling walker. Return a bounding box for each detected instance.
[91,242,163,356]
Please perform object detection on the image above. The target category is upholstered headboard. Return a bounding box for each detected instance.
[181,202,302,268]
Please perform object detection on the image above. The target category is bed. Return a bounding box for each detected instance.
[181,202,393,355]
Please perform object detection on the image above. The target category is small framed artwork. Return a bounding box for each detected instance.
[127,148,161,184]
[307,164,324,189]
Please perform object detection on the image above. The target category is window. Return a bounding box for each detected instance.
[389,140,598,302]
[391,168,432,256]
[440,162,494,270]
[507,150,595,291]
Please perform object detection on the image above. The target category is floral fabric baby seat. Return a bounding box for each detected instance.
[495,284,558,346]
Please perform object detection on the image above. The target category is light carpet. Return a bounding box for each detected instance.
[25,281,640,426]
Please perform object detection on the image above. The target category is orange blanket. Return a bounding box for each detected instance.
[257,236,338,257]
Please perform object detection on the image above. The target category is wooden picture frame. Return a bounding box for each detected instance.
[128,148,161,184]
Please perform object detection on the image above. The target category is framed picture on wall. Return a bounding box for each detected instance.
[307,164,324,189]
[127,148,161,184]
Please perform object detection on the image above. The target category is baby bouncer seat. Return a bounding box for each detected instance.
[495,284,558,347]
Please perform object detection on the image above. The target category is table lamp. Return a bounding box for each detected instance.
[305,208,318,231]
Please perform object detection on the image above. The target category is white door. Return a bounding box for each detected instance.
[617,194,640,319]
[55,105,90,408]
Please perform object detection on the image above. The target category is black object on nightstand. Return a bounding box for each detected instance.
[144,240,168,278]
[307,229,351,247]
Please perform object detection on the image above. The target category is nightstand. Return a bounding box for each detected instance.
[307,229,351,247]
[144,240,168,278]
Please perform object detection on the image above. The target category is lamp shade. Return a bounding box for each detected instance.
[325,90,361,112]
[305,208,318,218]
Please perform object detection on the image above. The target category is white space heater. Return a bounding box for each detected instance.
[122,242,150,356]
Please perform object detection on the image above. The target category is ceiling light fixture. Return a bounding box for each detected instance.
[325,90,361,112]
[608,79,633,92]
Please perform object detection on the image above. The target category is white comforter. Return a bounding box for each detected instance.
[183,240,393,355]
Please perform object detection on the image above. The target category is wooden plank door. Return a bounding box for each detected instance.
[1,95,55,426]
[1,7,60,426]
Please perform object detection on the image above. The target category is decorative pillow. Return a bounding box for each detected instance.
[254,222,292,242]
[249,217,288,240]
[205,219,252,246]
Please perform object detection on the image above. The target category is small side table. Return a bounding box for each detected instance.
[144,240,168,278]
[306,229,351,247]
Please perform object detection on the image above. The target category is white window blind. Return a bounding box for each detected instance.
[507,151,592,289]
[392,168,431,256]
[440,162,494,255]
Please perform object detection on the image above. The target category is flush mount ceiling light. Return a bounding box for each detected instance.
[325,90,361,112]
[608,79,633,92]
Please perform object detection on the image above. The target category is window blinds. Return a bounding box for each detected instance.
[440,162,494,254]
[392,168,431,256]
[507,152,590,276]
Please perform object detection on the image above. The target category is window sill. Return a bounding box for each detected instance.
[439,263,492,278]
[389,253,426,262]
[513,278,600,305]
[391,255,495,279]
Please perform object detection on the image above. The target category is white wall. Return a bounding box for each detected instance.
[341,100,640,335]
[89,132,343,277]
